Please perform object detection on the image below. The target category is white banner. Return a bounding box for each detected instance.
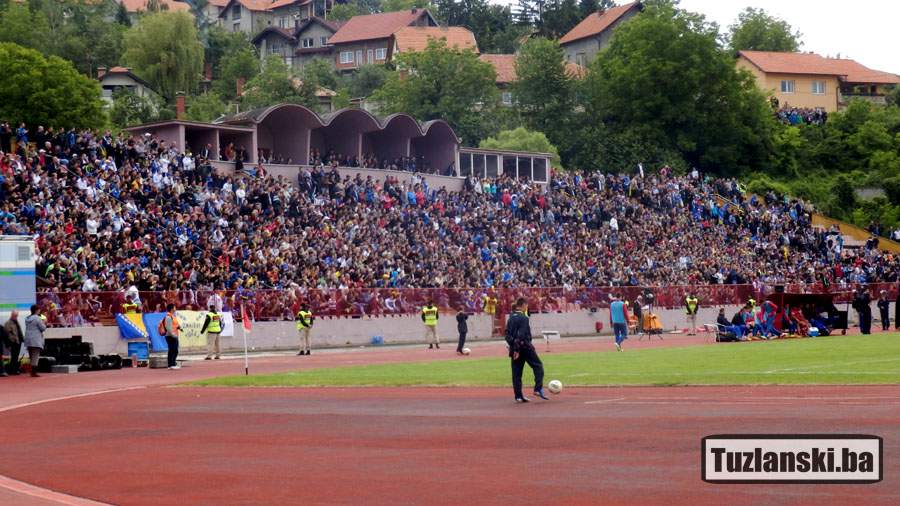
[221,311,235,337]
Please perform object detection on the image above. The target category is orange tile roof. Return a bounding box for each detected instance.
[820,58,900,84]
[120,0,191,12]
[479,54,516,83]
[207,0,229,6]
[267,0,310,10]
[329,9,432,45]
[739,51,845,76]
[479,54,585,83]
[393,26,477,53]
[739,51,899,84]
[559,2,642,45]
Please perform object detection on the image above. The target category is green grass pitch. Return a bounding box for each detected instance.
[194,334,900,387]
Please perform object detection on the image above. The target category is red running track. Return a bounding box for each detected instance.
[1,335,899,505]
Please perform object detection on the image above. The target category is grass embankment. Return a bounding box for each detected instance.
[193,334,900,387]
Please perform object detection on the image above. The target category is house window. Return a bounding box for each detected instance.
[367,49,374,63]
[780,80,795,93]
[340,51,353,64]
[284,56,293,67]
[233,21,240,32]
[232,5,241,20]
[269,43,281,55]
[575,52,586,67]
[302,38,314,48]
[501,91,513,105]
[375,48,386,60]
[812,81,826,95]
[321,36,328,46]
[355,50,362,66]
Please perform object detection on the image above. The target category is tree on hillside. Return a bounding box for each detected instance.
[109,88,162,128]
[348,64,389,98]
[480,127,561,166]
[214,45,259,100]
[0,2,51,54]
[370,39,498,144]
[123,11,204,102]
[241,55,319,111]
[583,2,774,174]
[513,38,574,148]
[578,0,615,19]
[381,0,431,12]
[728,7,802,53]
[542,0,582,38]
[0,43,104,128]
[186,92,228,122]
[328,2,364,21]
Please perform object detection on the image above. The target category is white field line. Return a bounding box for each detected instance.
[763,357,900,374]
[0,386,146,414]
[583,397,627,405]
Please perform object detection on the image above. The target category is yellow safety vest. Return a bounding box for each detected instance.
[685,297,698,314]
[207,313,222,333]
[484,297,497,315]
[422,306,438,326]
[123,302,139,314]
[296,310,312,329]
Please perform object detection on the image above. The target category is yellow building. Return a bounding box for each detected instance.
[737,50,899,113]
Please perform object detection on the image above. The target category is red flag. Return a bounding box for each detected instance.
[241,304,252,333]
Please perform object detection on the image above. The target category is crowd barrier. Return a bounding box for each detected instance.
[34,285,754,328]
[34,283,898,328]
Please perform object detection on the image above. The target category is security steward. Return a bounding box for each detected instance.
[684,293,699,335]
[201,306,223,360]
[422,299,440,349]
[296,303,313,355]
[123,296,140,314]
[506,298,547,403]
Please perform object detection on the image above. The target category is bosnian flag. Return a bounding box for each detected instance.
[241,304,252,333]
[116,313,148,339]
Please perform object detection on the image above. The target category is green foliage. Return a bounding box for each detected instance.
[109,88,161,128]
[728,7,802,52]
[241,55,319,111]
[480,127,560,166]
[123,11,204,102]
[542,0,582,38]
[0,2,50,52]
[371,39,498,144]
[0,42,105,129]
[213,45,259,100]
[348,64,389,98]
[583,2,774,174]
[434,0,530,54]
[185,92,228,122]
[303,58,343,92]
[329,2,365,21]
[206,27,254,80]
[332,88,352,110]
[512,38,574,150]
[381,0,432,12]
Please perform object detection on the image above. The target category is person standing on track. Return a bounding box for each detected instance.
[456,309,468,355]
[296,303,313,356]
[163,304,181,369]
[422,299,440,349]
[201,306,223,360]
[505,298,546,402]
[877,291,890,331]
[610,295,629,351]
[24,305,46,377]
[684,293,699,335]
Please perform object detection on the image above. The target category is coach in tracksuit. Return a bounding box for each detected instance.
[506,298,547,403]
[455,310,468,355]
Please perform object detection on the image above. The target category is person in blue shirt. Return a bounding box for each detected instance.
[609,295,629,351]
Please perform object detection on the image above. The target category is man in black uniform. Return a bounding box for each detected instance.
[455,309,468,355]
[877,290,891,331]
[505,298,547,403]
[852,288,872,335]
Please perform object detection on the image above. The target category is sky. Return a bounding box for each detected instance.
[491,0,900,74]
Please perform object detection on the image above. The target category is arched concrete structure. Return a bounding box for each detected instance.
[318,108,382,160]
[364,113,421,162]
[254,104,322,164]
[413,121,459,176]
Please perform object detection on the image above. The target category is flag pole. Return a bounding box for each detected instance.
[241,303,250,376]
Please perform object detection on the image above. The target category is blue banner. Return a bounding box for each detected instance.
[116,313,148,340]
[142,312,168,351]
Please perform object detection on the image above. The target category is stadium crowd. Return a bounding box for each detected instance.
[2,123,898,296]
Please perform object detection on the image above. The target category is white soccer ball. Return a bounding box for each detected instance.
[462,347,471,355]
[548,380,563,394]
